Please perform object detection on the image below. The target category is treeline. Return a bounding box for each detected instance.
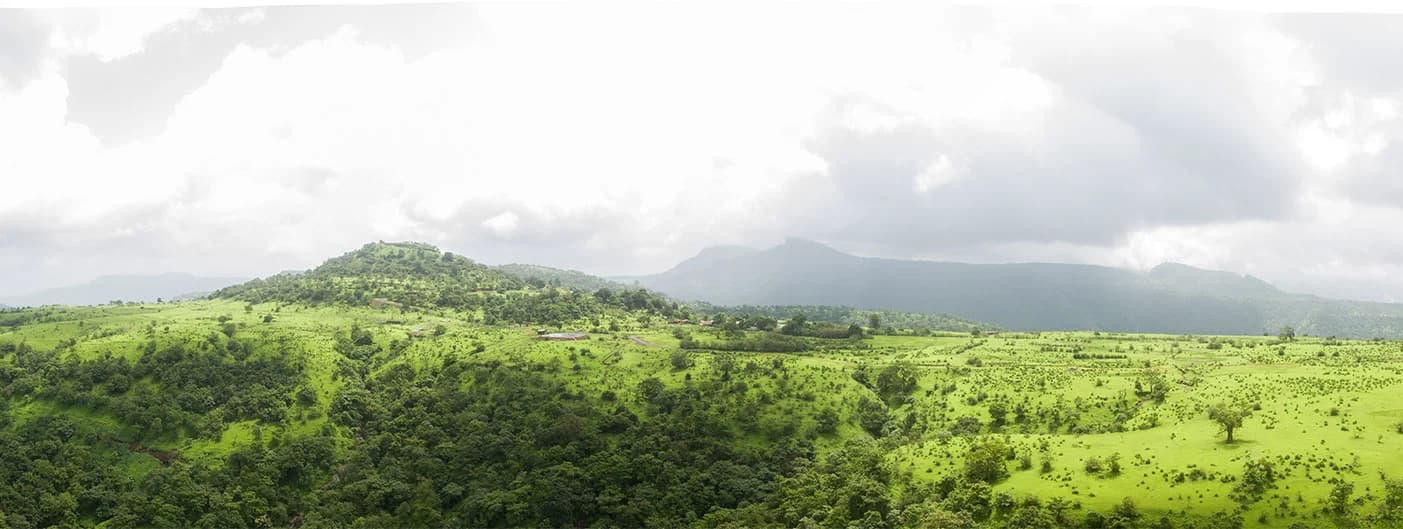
[680,332,810,352]
[496,263,640,292]
[693,303,993,333]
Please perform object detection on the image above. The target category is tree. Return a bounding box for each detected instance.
[781,315,808,336]
[1208,402,1252,443]
[964,437,1010,483]
[1135,370,1171,403]
[868,313,881,333]
[669,350,692,371]
[857,396,888,437]
[1379,475,1403,520]
[816,408,840,434]
[988,401,1008,428]
[1328,481,1354,514]
[1279,326,1296,341]
[592,288,614,303]
[875,363,918,403]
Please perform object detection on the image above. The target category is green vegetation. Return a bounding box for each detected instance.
[633,238,1403,338]
[690,303,994,334]
[4,243,1403,527]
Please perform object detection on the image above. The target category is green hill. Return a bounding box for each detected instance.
[626,238,1403,338]
[8,241,1403,528]
[496,262,646,292]
[214,242,675,326]
[213,241,523,308]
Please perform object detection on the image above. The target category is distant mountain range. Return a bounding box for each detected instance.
[1,273,247,308]
[621,238,1403,338]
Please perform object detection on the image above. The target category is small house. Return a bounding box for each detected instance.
[540,332,589,341]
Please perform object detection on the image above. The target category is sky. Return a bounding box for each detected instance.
[4,3,1403,302]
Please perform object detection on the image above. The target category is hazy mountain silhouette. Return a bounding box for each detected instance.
[624,238,1403,337]
[1,273,246,307]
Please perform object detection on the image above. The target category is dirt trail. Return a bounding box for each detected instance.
[124,439,180,466]
[629,335,654,347]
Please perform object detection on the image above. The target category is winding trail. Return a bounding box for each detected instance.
[629,335,655,347]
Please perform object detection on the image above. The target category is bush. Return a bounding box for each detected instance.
[669,350,692,370]
[816,408,840,434]
[964,437,1011,483]
[1084,456,1104,474]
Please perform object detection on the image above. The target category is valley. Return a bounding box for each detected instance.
[0,243,1400,528]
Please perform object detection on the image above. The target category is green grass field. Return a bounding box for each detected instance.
[2,299,1402,527]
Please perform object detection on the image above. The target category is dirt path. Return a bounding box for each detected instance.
[127,440,179,466]
[629,335,654,347]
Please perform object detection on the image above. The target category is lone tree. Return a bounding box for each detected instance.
[1278,326,1296,341]
[1209,402,1252,443]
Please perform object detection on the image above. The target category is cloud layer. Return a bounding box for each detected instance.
[4,5,1403,301]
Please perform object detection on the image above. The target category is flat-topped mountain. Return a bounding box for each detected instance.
[213,241,524,308]
[624,238,1403,337]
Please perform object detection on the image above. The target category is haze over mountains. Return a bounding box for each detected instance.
[623,238,1403,338]
[0,273,246,308]
[16,238,1403,338]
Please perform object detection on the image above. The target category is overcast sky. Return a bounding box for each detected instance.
[4,3,1403,301]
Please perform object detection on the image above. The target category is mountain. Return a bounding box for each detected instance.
[497,263,643,292]
[212,242,679,324]
[214,241,522,307]
[0,272,246,308]
[626,238,1403,337]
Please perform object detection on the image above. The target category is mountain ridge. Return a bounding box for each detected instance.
[0,272,247,308]
[623,238,1403,337]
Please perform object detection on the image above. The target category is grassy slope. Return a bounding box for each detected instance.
[3,301,1403,526]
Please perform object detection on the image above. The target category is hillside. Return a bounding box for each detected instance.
[4,242,1403,528]
[213,241,524,308]
[625,238,1403,337]
[0,272,246,308]
[496,262,644,292]
[214,242,674,326]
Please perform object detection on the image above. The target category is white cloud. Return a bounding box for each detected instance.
[7,4,1403,303]
[45,8,195,61]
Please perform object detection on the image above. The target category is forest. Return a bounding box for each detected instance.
[1,243,1403,528]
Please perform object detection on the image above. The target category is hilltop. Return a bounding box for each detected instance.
[213,241,522,308]
[625,238,1403,337]
[2,241,1403,528]
[213,242,676,326]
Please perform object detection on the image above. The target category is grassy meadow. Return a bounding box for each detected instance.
[2,296,1402,527]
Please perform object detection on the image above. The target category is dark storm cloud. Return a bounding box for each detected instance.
[800,8,1307,251]
[0,10,50,89]
[62,4,483,145]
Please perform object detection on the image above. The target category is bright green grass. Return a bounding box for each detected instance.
[4,301,1403,526]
